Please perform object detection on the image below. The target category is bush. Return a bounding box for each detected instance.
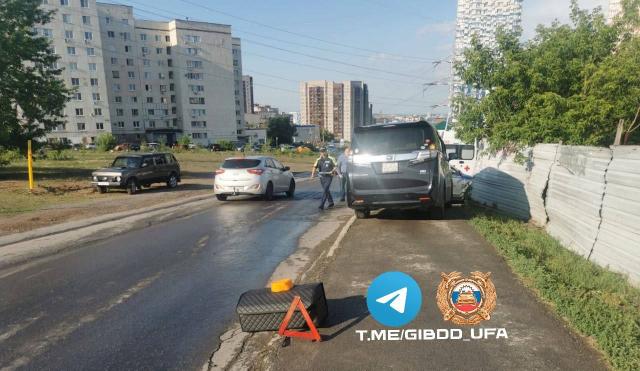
[0,148,22,166]
[217,140,234,151]
[47,149,74,161]
[96,133,116,152]
[178,135,191,147]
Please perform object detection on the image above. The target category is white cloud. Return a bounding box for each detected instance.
[521,0,609,39]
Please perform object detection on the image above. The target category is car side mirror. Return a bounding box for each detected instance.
[283,166,290,171]
[448,153,458,161]
[141,162,148,168]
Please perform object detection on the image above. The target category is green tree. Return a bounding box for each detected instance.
[178,135,191,147]
[453,0,640,149]
[320,128,335,143]
[96,133,116,152]
[267,116,295,146]
[0,0,70,152]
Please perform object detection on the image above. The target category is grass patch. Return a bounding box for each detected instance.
[468,207,640,371]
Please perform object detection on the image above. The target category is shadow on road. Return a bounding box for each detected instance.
[321,295,368,341]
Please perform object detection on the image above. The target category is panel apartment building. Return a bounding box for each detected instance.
[39,0,244,146]
[299,80,372,142]
[450,0,522,99]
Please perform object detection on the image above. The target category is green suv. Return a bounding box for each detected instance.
[91,153,181,195]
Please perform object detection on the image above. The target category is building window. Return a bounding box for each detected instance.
[113,83,121,92]
[144,72,151,79]
[68,62,77,71]
[186,48,199,55]
[146,97,153,103]
[96,122,104,130]
[189,97,205,104]
[128,84,136,91]
[80,0,89,8]
[92,93,101,101]
[77,123,86,131]
[112,71,120,79]
[116,121,125,128]
[114,96,122,103]
[186,60,203,69]
[82,16,91,25]
[94,108,102,116]
[124,45,131,53]
[148,120,156,128]
[133,121,140,128]
[191,121,207,128]
[107,31,115,38]
[159,85,167,92]
[158,73,165,80]
[141,46,149,54]
[185,72,203,80]
[156,48,162,55]
[60,0,69,6]
[168,71,174,79]
[143,59,151,66]
[116,109,124,116]
[71,77,80,86]
[105,16,111,24]
[75,108,84,116]
[166,46,171,55]
[90,78,98,86]
[73,92,81,100]
[67,46,76,55]
[86,47,95,56]
[140,33,147,41]
[128,71,135,79]
[64,30,73,39]
[126,58,134,66]
[84,31,92,40]
[88,63,96,71]
[110,57,117,64]
[189,84,204,93]
[132,109,139,116]
[191,109,206,117]
[183,35,201,43]
[160,97,168,104]
[148,109,155,115]
[62,14,71,24]
[165,35,170,42]
[130,96,137,103]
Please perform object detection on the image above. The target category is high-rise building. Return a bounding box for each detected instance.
[300,80,371,142]
[450,0,523,99]
[242,75,254,114]
[608,0,623,23]
[39,1,243,146]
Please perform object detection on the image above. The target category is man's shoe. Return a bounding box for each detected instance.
[318,205,324,210]
[327,203,335,209]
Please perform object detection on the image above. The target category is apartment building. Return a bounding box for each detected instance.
[450,0,522,98]
[39,0,113,144]
[40,0,243,146]
[608,0,623,23]
[299,80,372,142]
[242,75,254,114]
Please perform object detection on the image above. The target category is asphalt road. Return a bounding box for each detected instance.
[0,178,337,370]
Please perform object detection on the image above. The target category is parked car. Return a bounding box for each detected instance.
[147,142,160,151]
[129,143,141,151]
[208,143,222,152]
[213,156,295,201]
[451,167,472,203]
[91,152,181,195]
[85,143,96,150]
[347,121,455,219]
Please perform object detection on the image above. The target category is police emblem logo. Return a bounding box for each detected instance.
[436,271,497,325]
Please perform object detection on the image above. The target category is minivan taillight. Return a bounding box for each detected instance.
[247,168,264,175]
[409,150,438,165]
[215,169,225,175]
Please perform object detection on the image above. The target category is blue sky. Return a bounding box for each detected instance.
[121,0,609,115]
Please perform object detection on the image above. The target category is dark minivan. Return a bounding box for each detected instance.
[347,121,455,219]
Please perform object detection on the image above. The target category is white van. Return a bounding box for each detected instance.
[446,143,476,177]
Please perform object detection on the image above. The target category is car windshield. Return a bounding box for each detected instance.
[447,144,475,160]
[353,126,437,155]
[222,159,261,169]
[111,156,141,168]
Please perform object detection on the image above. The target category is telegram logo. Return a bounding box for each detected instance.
[366,272,422,327]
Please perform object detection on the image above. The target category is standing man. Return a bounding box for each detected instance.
[311,148,337,210]
[336,146,351,202]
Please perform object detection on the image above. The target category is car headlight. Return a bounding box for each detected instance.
[93,176,98,181]
[115,176,121,182]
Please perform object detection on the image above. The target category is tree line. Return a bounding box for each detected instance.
[453,0,640,149]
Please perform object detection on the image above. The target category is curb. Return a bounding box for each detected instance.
[0,193,214,248]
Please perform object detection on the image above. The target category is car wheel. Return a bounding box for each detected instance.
[446,186,453,208]
[430,186,446,219]
[264,182,274,201]
[126,178,138,195]
[216,194,227,201]
[167,173,178,189]
[286,179,295,198]
[355,209,370,219]
[97,186,107,194]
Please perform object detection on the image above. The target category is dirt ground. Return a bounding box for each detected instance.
[0,150,315,234]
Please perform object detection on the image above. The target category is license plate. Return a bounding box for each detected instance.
[381,162,399,173]
[97,182,109,186]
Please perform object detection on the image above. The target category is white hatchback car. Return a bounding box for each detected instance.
[214,156,295,201]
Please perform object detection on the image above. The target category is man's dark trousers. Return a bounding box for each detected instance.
[320,175,334,208]
[339,174,347,201]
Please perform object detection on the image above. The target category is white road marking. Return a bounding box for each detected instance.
[0,314,43,343]
[327,215,357,257]
[1,272,162,371]
[256,205,287,224]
